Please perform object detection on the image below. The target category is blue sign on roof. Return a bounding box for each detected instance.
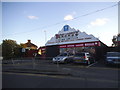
[64,25,69,31]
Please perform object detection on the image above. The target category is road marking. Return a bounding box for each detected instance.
[3,72,48,77]
[86,62,98,68]
[3,72,118,84]
[2,63,33,66]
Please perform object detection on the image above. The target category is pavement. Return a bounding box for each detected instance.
[2,59,120,88]
[2,59,73,76]
[2,59,120,80]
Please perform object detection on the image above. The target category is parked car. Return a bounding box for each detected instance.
[72,52,95,65]
[105,52,120,65]
[52,53,74,64]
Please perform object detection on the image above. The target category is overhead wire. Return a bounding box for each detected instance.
[2,3,119,37]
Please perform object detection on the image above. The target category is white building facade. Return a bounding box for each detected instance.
[45,25,101,54]
[46,25,100,46]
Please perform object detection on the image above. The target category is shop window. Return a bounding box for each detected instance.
[60,48,67,54]
[75,47,85,53]
[84,47,95,54]
[67,48,76,54]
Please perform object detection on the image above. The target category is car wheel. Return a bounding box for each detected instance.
[86,60,90,65]
[92,58,95,63]
[105,62,110,66]
[64,59,68,64]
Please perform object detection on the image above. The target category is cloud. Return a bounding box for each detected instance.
[64,15,74,21]
[27,15,39,20]
[90,18,109,27]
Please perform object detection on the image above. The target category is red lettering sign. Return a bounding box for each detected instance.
[59,45,66,48]
[59,41,100,48]
[67,44,75,48]
[75,44,84,47]
[85,43,95,46]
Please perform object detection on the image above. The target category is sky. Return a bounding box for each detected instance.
[1,1,119,47]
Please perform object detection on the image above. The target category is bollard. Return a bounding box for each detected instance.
[32,57,36,69]
[57,60,59,71]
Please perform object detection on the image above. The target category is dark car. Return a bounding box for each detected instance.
[73,52,95,65]
[105,52,120,65]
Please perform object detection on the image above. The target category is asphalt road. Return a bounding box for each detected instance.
[2,72,119,88]
[2,61,120,88]
[2,59,120,88]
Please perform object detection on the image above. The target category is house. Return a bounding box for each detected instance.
[22,40,38,50]
[21,40,38,57]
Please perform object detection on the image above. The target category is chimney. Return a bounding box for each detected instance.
[28,40,31,43]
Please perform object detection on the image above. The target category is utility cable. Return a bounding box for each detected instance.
[2,3,118,37]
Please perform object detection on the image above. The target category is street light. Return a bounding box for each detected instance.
[44,30,47,44]
[11,47,14,64]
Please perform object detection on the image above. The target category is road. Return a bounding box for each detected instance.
[2,72,119,88]
[2,59,120,88]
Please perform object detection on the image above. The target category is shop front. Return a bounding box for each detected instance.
[38,25,107,60]
[59,41,100,54]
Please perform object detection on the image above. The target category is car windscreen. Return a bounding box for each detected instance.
[58,53,68,56]
[107,52,120,57]
[74,53,85,57]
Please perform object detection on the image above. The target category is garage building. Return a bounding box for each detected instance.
[38,25,108,61]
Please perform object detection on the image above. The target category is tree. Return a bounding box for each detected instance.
[2,39,22,60]
[112,35,117,46]
[0,44,2,59]
[112,33,120,47]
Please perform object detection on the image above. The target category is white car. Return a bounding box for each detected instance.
[52,53,73,64]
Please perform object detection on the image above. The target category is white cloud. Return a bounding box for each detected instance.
[64,15,74,21]
[99,32,115,46]
[90,18,109,26]
[27,15,39,20]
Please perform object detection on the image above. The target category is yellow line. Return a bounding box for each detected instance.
[2,63,33,66]
[3,72,48,77]
[3,72,118,84]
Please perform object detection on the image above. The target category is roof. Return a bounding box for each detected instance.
[25,42,38,48]
[45,25,99,46]
[23,40,38,49]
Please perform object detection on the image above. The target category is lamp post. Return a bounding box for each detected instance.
[11,47,14,64]
[44,30,47,44]
[56,34,60,70]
